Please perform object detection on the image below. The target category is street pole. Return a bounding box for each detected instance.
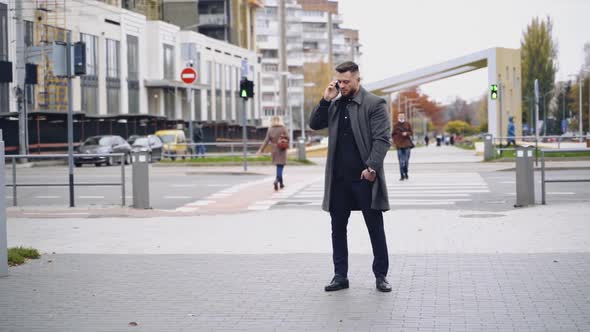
[15,0,26,161]
[278,0,288,145]
[0,130,7,277]
[579,78,583,141]
[67,34,75,207]
[242,97,248,172]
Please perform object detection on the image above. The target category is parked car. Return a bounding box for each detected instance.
[131,135,163,162]
[155,129,189,160]
[127,135,142,145]
[75,135,132,167]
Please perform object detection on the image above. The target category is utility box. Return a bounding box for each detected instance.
[483,134,494,161]
[297,138,306,161]
[515,146,535,207]
[132,151,150,209]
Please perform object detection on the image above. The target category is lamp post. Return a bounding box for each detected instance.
[569,74,583,141]
[541,90,553,136]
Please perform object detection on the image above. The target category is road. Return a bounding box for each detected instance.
[4,145,589,213]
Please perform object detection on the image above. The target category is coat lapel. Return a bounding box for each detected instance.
[349,89,369,158]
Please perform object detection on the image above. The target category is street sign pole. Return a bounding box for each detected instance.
[242,97,248,172]
[0,130,8,277]
[67,34,75,207]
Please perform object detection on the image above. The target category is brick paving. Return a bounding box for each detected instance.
[1,253,590,331]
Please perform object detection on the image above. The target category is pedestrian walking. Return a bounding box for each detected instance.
[506,116,516,147]
[424,135,430,146]
[309,61,392,293]
[192,122,206,158]
[392,113,414,181]
[450,134,455,145]
[257,116,289,191]
[436,134,442,146]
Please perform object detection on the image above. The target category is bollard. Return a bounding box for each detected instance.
[1,131,8,277]
[297,138,306,161]
[514,146,535,207]
[132,151,151,209]
[483,134,494,161]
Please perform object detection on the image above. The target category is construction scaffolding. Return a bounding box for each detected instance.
[34,0,67,112]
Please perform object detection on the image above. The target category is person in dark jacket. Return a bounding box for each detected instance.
[309,61,392,293]
[192,123,206,158]
[392,113,414,180]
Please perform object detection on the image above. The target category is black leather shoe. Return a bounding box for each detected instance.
[404,174,409,180]
[376,277,392,292]
[273,181,279,191]
[399,177,405,181]
[324,277,349,292]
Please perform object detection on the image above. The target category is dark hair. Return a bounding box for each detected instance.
[335,61,359,74]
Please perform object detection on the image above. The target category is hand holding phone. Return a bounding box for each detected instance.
[323,80,340,101]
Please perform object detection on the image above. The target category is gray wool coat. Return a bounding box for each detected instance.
[309,86,391,212]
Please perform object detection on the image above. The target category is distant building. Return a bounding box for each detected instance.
[0,0,263,152]
[256,0,305,128]
[196,0,263,51]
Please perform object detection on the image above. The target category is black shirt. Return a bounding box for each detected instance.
[333,98,366,181]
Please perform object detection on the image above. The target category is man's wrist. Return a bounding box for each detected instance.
[367,167,376,174]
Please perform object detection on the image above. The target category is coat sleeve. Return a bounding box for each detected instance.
[260,128,271,151]
[309,98,331,130]
[365,98,391,172]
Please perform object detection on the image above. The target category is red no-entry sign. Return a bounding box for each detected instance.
[181,67,198,84]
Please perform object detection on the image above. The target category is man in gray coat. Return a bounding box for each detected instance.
[309,61,392,293]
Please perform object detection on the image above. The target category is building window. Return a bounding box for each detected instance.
[181,43,200,69]
[193,89,202,121]
[106,39,120,78]
[163,44,175,80]
[225,65,231,121]
[164,88,175,119]
[79,33,98,115]
[127,34,139,114]
[24,21,34,47]
[215,63,222,89]
[106,39,120,114]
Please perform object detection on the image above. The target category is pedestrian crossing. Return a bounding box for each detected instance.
[266,172,490,210]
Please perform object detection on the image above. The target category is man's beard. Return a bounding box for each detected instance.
[342,86,358,97]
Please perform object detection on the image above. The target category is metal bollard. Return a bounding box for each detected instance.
[1,131,8,276]
[132,151,151,209]
[514,146,535,207]
[297,138,306,161]
[483,134,494,161]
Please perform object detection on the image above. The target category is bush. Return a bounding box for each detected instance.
[7,247,40,266]
[446,120,474,135]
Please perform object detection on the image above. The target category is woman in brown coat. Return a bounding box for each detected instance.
[257,116,289,191]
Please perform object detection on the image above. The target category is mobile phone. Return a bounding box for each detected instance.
[335,82,340,91]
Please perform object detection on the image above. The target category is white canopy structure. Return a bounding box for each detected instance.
[365,47,522,137]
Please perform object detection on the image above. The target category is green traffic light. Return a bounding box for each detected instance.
[490,84,498,99]
[241,89,247,98]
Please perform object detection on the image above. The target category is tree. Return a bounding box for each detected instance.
[304,62,333,135]
[445,120,473,135]
[392,88,444,131]
[520,16,558,127]
[567,75,590,134]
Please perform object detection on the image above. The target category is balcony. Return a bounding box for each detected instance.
[199,14,227,26]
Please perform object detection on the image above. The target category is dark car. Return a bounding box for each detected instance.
[131,135,163,162]
[75,135,132,167]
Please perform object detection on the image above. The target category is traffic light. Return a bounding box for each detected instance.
[490,84,498,100]
[240,78,254,99]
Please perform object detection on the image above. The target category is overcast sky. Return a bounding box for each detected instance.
[337,0,589,104]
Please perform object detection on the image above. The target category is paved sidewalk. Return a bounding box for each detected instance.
[1,203,590,331]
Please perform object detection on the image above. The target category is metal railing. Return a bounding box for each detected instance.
[4,153,126,207]
[540,148,590,204]
[489,135,588,165]
[160,141,265,159]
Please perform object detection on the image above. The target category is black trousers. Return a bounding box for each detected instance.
[329,179,389,279]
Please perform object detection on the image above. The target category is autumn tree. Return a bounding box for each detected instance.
[304,62,333,135]
[391,88,444,132]
[520,16,558,126]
